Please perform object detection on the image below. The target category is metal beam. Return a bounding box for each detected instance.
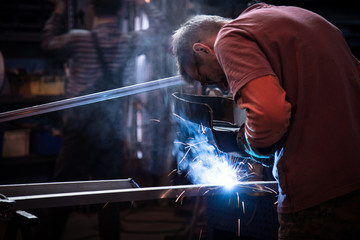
[0,178,139,197]
[0,75,183,123]
[0,180,278,210]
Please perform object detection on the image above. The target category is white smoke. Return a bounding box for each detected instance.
[173,119,252,187]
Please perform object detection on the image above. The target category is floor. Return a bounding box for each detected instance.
[0,198,204,240]
[0,192,278,240]
[58,193,279,240]
[62,198,207,240]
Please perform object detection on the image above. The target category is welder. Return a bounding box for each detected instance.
[172,2,360,239]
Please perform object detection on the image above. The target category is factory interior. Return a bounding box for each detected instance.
[0,0,359,239]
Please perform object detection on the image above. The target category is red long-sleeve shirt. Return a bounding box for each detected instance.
[237,75,291,148]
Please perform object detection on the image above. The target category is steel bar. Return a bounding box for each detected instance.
[0,178,139,197]
[0,75,183,123]
[1,180,278,210]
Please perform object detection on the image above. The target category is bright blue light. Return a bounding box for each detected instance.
[173,120,251,188]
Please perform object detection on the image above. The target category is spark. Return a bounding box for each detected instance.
[237,192,240,208]
[149,118,160,122]
[173,119,255,189]
[172,118,279,239]
[179,148,191,164]
[102,202,109,209]
[175,190,185,202]
[160,189,172,199]
[172,113,186,122]
[185,140,209,148]
[262,185,278,194]
[249,184,277,194]
[173,141,187,146]
[180,195,185,205]
[199,123,206,134]
[168,169,177,176]
[192,156,199,162]
[202,190,210,196]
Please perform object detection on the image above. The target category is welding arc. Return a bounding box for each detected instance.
[0,75,183,123]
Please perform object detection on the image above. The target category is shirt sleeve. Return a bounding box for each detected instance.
[236,75,291,148]
[215,23,275,100]
[42,13,72,58]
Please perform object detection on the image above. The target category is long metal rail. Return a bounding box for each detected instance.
[0,75,183,123]
[0,179,278,210]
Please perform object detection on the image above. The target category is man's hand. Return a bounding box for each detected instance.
[236,124,275,167]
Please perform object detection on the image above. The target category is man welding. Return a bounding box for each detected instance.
[172,2,360,239]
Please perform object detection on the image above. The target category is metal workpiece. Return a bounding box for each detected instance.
[0,180,278,210]
[0,178,139,198]
[0,75,183,123]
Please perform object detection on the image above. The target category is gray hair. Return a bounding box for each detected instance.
[172,15,231,83]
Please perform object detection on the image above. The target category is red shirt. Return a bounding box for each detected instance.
[215,3,360,213]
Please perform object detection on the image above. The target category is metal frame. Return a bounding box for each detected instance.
[0,179,278,210]
[0,75,183,122]
[0,78,278,211]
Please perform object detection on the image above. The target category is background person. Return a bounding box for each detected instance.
[36,0,166,239]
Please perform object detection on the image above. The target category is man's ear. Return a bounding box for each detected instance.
[192,43,215,56]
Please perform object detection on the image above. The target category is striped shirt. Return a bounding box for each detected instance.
[42,3,166,98]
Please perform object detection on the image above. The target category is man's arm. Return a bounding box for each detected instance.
[235,75,291,165]
[42,0,70,55]
[237,74,291,148]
